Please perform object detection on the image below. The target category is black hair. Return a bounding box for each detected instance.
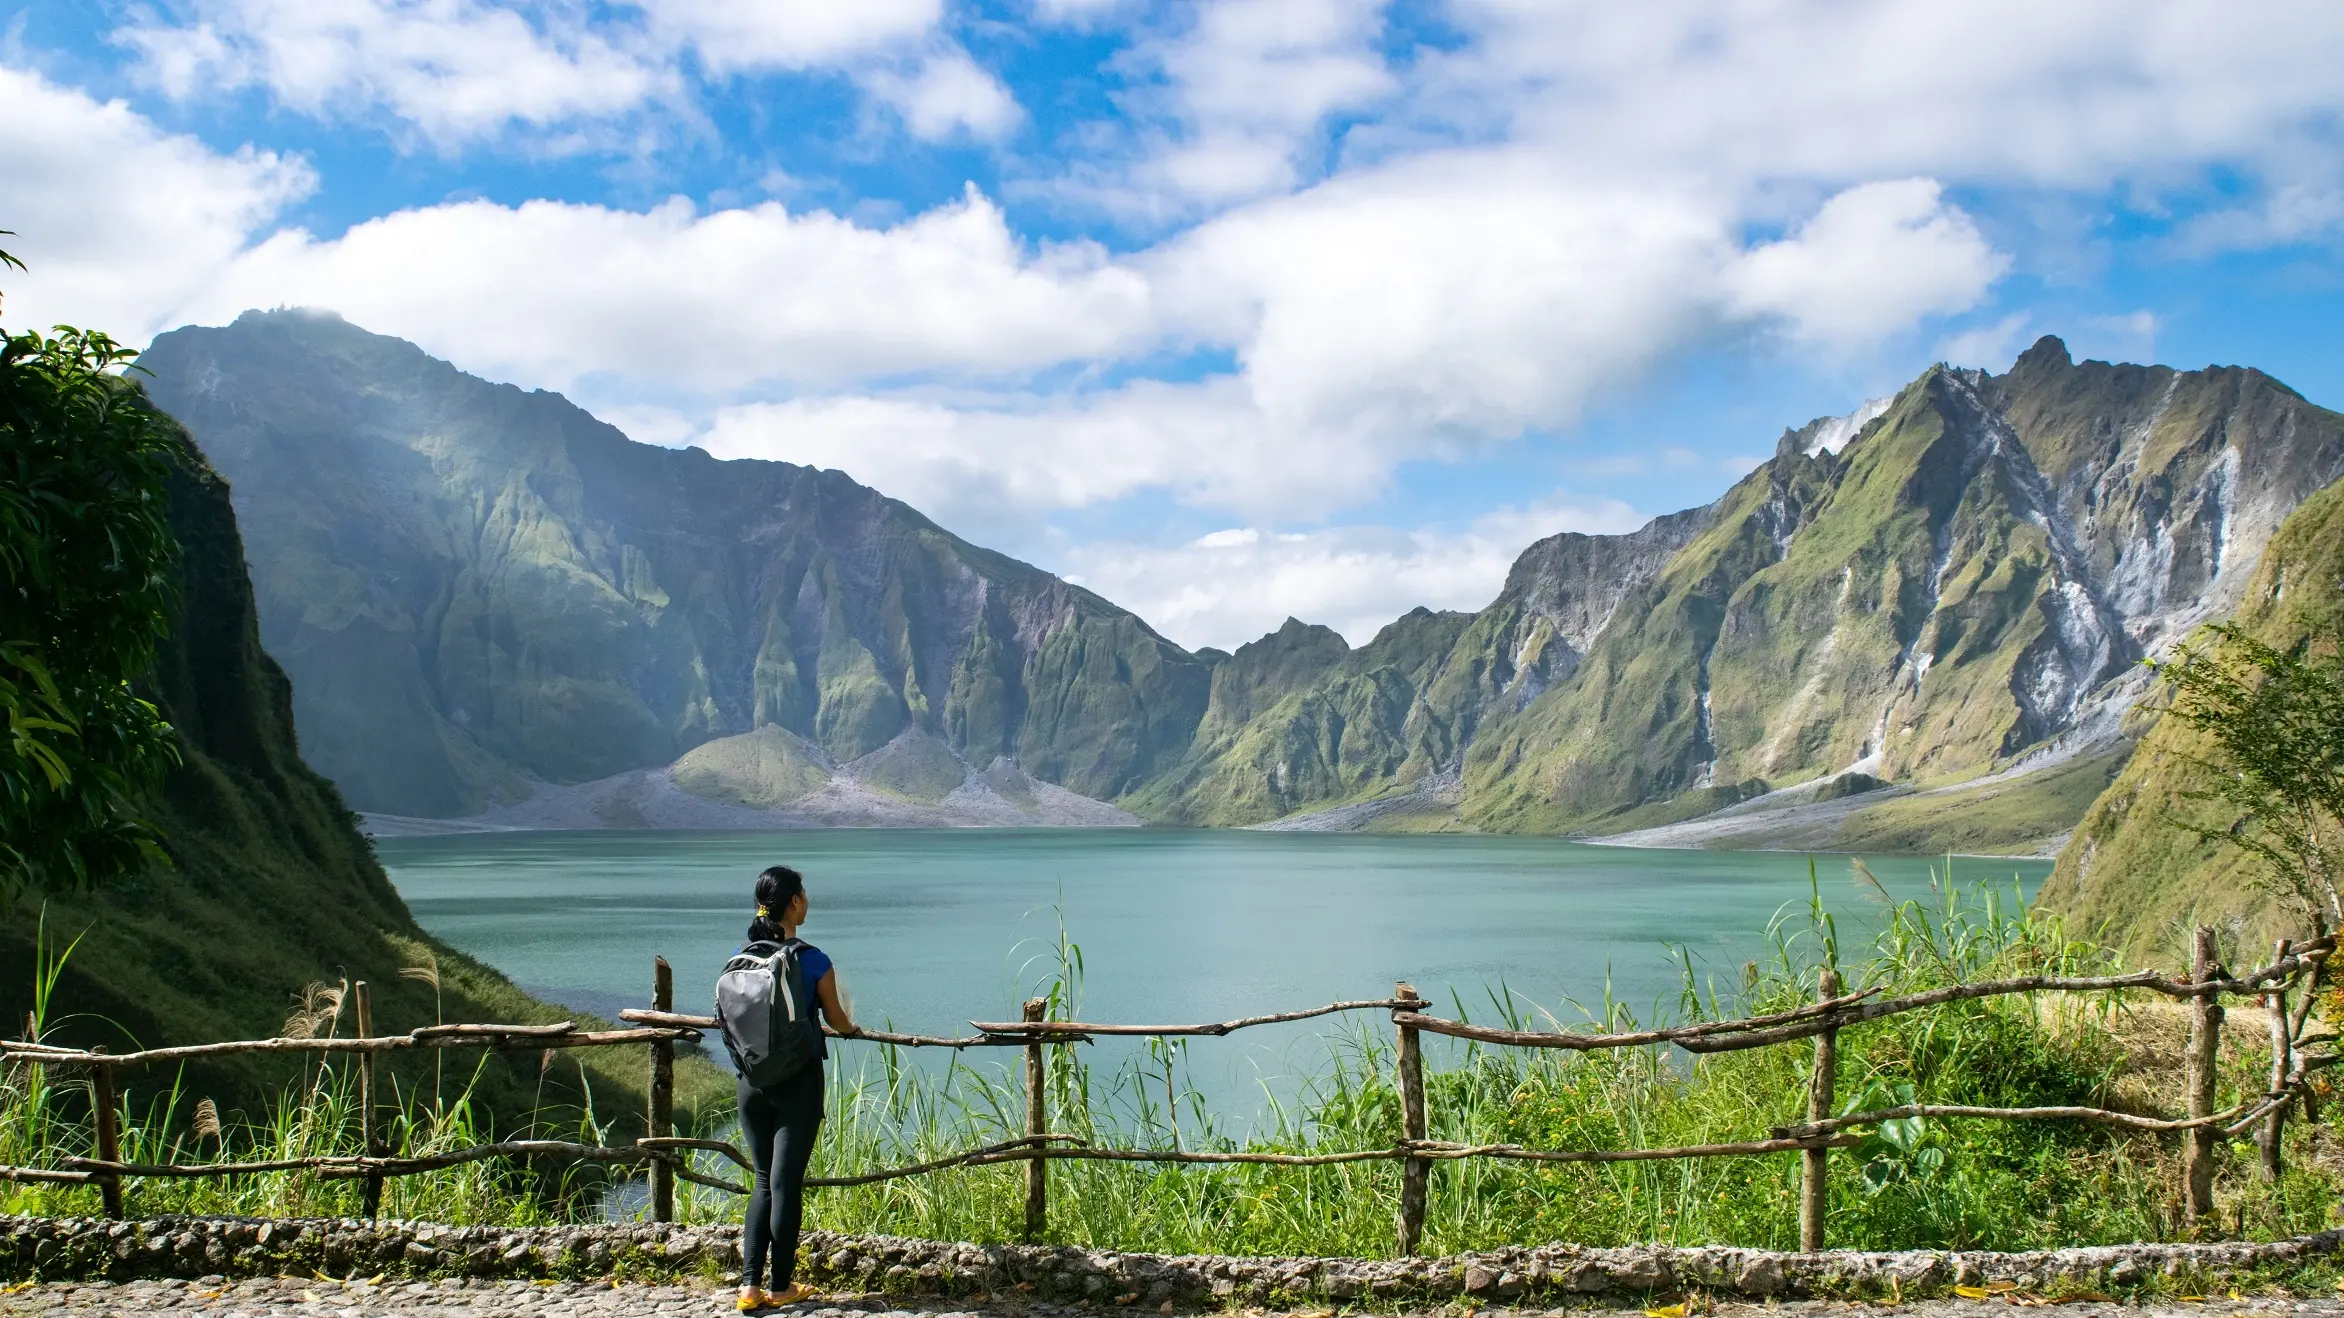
[747,865,806,943]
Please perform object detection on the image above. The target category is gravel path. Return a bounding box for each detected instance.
[3,1278,2337,1318]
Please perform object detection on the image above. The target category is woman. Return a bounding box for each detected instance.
[736,865,857,1312]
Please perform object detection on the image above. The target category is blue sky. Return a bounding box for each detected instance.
[5,0,2343,650]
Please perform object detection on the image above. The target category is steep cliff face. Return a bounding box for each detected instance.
[1124,508,1714,827]
[137,313,2344,847]
[1455,341,2344,839]
[138,311,1210,817]
[0,416,665,1117]
[1124,610,1464,823]
[2036,480,2344,953]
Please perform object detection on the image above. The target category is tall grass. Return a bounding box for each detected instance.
[11,870,2342,1254]
[674,868,2343,1254]
[2,911,586,1225]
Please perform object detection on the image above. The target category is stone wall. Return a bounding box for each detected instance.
[4,1216,2337,1303]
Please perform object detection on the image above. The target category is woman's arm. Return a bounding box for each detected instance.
[816,969,857,1035]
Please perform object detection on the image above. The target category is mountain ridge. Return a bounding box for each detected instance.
[140,309,1211,821]
[1445,344,2344,846]
[137,313,2344,853]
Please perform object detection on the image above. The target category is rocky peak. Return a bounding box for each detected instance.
[1200,617,1350,731]
[1499,507,1712,656]
[2008,333,2074,378]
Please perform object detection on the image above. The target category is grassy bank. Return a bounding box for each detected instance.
[9,871,2340,1256]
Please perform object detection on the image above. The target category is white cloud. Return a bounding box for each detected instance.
[1027,0,1127,24]
[2173,186,2344,256]
[1071,0,1398,216]
[1148,164,2006,449]
[1725,180,2009,349]
[2069,310,2161,367]
[641,0,1019,143]
[1055,497,1647,651]
[693,376,1402,532]
[862,49,1022,142]
[117,0,1001,150]
[678,168,1984,532]
[120,0,671,148]
[1937,313,2034,370]
[0,66,313,340]
[2,59,2023,535]
[641,0,939,72]
[181,188,1152,392]
[1155,153,1735,440]
[1429,1,2344,196]
[103,157,2009,529]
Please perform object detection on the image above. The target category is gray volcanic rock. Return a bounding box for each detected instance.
[138,311,1210,818]
[1459,341,2344,841]
[138,314,2344,857]
[5,1214,2338,1302]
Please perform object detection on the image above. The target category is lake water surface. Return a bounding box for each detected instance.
[378,830,2049,1117]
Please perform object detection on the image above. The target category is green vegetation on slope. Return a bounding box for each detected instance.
[671,725,831,809]
[1125,610,1474,824]
[0,321,180,897]
[1129,509,1717,829]
[0,415,724,1135]
[139,316,2344,852]
[138,311,1209,818]
[1465,450,1836,833]
[2041,481,2344,953]
[1460,343,2344,844]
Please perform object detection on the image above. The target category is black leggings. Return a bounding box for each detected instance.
[738,1067,824,1290]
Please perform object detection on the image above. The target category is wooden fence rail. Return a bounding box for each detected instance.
[2,926,2334,1255]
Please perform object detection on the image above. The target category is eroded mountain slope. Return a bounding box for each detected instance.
[2036,480,2344,952]
[139,311,1210,817]
[139,315,2344,847]
[1170,338,2344,842]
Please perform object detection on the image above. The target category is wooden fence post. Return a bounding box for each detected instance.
[649,956,675,1222]
[1799,967,1839,1253]
[1394,980,1429,1258]
[1023,998,1048,1244]
[354,981,383,1219]
[2183,926,2223,1231]
[2260,938,2291,1183]
[89,1051,122,1220]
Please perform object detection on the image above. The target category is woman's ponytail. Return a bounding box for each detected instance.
[747,865,806,942]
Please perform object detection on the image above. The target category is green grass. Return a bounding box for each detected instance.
[12,875,2341,1257]
[0,920,623,1225]
[675,877,2343,1255]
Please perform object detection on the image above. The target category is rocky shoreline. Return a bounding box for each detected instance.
[5,1216,2338,1303]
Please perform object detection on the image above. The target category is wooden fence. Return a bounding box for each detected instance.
[2,929,2335,1254]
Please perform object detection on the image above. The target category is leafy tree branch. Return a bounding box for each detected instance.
[0,243,181,900]
[2150,620,2344,927]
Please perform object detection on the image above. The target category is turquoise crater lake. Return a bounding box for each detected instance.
[378,830,2050,1117]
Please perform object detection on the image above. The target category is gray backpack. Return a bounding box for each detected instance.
[714,940,819,1087]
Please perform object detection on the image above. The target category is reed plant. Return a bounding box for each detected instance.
[10,867,2341,1256]
[2,912,579,1225]
[674,866,2343,1255]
